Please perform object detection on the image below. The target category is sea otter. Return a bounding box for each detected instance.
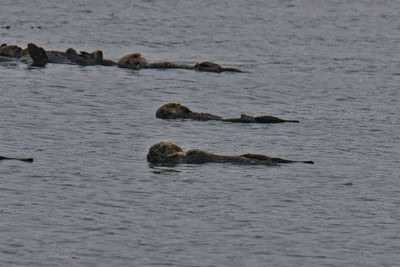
[25,43,117,67]
[117,52,193,70]
[0,43,46,66]
[0,156,33,162]
[117,53,242,72]
[0,43,112,67]
[117,52,151,69]
[156,103,300,123]
[147,141,314,165]
[0,44,24,58]
[65,48,116,66]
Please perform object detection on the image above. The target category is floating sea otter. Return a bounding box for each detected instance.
[0,43,46,66]
[3,43,242,72]
[64,47,116,66]
[0,156,33,162]
[147,141,314,165]
[0,43,101,67]
[156,103,300,123]
[25,43,117,67]
[0,43,32,64]
[118,52,242,73]
[0,43,24,58]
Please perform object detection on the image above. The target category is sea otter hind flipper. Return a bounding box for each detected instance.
[241,153,271,161]
[194,61,243,73]
[254,115,299,123]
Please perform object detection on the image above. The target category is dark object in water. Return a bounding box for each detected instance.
[27,43,48,67]
[193,61,242,73]
[26,43,117,67]
[147,141,314,165]
[0,156,33,162]
[156,102,300,123]
[0,44,24,58]
[117,52,243,72]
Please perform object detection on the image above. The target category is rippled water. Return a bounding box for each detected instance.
[1,0,399,266]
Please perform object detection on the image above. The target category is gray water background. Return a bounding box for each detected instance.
[1,0,399,266]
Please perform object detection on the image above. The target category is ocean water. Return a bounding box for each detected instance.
[1,0,399,266]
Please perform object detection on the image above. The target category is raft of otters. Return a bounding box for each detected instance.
[156,103,300,123]
[147,141,314,165]
[0,43,243,72]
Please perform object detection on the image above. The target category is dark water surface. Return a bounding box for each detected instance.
[1,0,399,266]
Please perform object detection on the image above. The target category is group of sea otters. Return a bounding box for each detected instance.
[1,42,314,166]
[0,43,243,72]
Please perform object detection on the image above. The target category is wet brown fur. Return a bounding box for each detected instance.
[117,52,149,69]
[156,102,299,123]
[117,53,242,72]
[0,44,24,58]
[147,141,314,165]
[23,43,117,66]
[194,61,242,73]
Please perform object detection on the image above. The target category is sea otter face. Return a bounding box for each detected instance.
[147,141,184,164]
[155,103,192,119]
[0,45,23,58]
[117,52,148,69]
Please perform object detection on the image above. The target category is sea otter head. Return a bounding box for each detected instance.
[117,52,148,69]
[66,48,78,57]
[0,45,23,58]
[147,141,184,164]
[155,102,192,119]
[91,50,103,60]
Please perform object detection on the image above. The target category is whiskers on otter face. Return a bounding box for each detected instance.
[147,141,184,164]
